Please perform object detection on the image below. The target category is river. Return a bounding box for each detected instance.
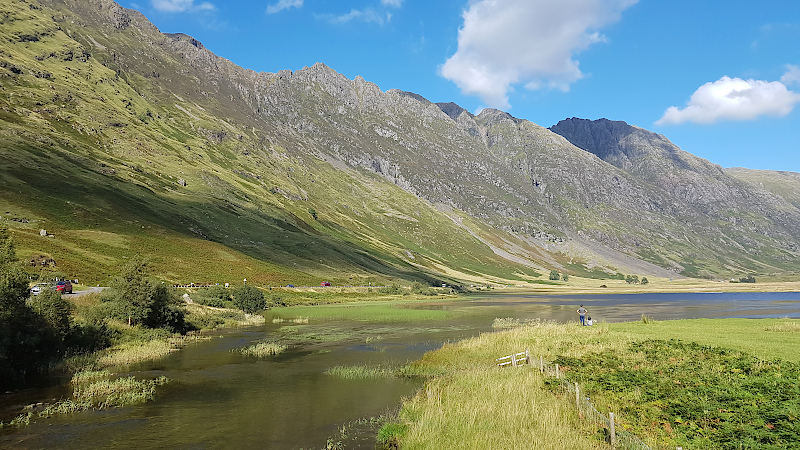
[1,291,799,448]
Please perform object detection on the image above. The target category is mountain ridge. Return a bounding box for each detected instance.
[1,0,798,284]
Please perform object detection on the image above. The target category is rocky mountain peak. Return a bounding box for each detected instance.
[476,108,518,127]
[549,117,723,177]
[437,102,470,120]
[165,33,205,49]
[549,117,637,160]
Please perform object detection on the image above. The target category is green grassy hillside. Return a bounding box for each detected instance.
[2,0,798,285]
[0,0,546,285]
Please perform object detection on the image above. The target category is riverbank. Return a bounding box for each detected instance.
[388,317,800,449]
[0,298,267,427]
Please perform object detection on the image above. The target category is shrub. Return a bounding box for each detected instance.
[410,282,436,296]
[549,270,560,281]
[194,285,231,307]
[28,289,73,337]
[232,285,265,313]
[378,284,402,295]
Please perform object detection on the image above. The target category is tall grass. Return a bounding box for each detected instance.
[392,318,800,449]
[2,370,169,427]
[390,322,610,449]
[236,342,287,358]
[97,338,178,367]
[765,321,800,332]
[398,369,606,449]
[184,303,265,330]
[325,365,394,380]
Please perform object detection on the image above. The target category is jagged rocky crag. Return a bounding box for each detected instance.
[1,0,798,281]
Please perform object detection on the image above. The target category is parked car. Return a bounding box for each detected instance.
[320,281,331,287]
[56,280,73,294]
[30,283,54,296]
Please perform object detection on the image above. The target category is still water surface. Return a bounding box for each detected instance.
[1,291,799,448]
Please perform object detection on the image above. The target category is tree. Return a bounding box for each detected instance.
[626,275,639,284]
[549,270,560,281]
[29,289,73,337]
[640,277,649,285]
[0,226,60,385]
[102,258,185,331]
[233,285,265,313]
[562,274,569,282]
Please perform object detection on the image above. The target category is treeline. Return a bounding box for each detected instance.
[0,226,107,387]
[0,226,189,389]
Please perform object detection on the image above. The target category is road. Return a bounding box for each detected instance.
[63,286,107,298]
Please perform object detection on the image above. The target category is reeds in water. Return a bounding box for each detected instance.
[236,342,287,358]
[325,365,394,380]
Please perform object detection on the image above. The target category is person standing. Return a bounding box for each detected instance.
[577,305,587,326]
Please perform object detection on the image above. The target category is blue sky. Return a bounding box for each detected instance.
[122,0,800,172]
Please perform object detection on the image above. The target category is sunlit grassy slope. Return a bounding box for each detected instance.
[0,0,546,285]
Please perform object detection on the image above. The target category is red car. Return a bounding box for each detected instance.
[56,280,73,294]
[320,281,331,287]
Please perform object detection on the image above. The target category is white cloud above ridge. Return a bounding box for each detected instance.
[656,73,800,126]
[266,0,303,15]
[151,0,214,13]
[381,0,403,7]
[440,0,637,109]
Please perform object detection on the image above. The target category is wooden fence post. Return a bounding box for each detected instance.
[512,353,517,367]
[555,363,560,379]
[609,412,616,447]
[575,382,580,410]
[525,349,530,365]
[539,355,543,372]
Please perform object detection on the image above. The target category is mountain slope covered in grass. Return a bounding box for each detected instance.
[1,0,798,285]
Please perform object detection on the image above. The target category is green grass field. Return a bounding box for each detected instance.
[389,318,800,449]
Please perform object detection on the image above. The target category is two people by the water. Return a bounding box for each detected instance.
[577,305,587,325]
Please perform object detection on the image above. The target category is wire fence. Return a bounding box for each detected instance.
[499,351,653,450]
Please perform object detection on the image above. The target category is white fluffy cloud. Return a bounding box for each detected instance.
[440,0,637,109]
[381,0,403,6]
[151,0,214,13]
[266,0,303,15]
[656,74,800,125]
[782,64,800,85]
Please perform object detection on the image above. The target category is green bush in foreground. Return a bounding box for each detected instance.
[553,339,800,449]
